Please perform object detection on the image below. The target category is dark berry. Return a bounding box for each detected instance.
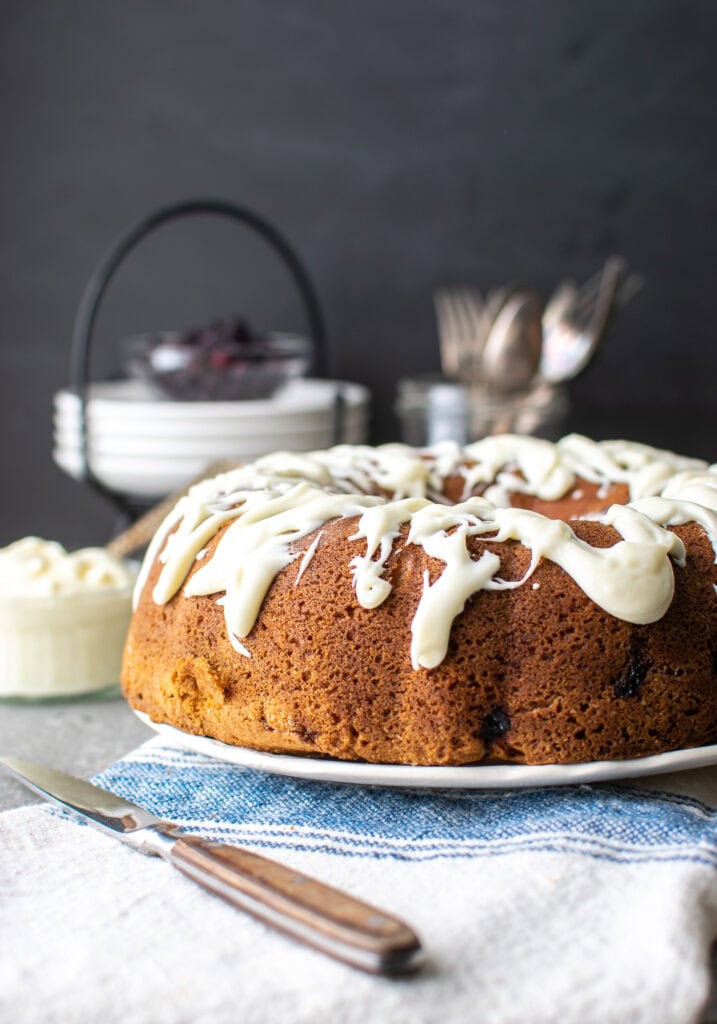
[479,708,511,744]
[612,645,651,698]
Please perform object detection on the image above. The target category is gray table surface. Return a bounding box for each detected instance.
[0,693,152,811]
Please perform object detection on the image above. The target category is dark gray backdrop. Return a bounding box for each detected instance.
[1,1,716,548]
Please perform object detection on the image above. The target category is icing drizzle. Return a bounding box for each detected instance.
[134,434,717,671]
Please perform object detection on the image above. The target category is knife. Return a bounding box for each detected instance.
[0,755,422,975]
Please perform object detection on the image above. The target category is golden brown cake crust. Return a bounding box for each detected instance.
[121,476,717,766]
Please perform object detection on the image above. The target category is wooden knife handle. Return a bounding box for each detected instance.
[170,836,422,974]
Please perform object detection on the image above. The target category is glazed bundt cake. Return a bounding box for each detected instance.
[121,434,717,765]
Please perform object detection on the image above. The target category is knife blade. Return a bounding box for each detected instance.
[0,755,422,975]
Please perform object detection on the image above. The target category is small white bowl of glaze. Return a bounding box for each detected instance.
[0,538,137,701]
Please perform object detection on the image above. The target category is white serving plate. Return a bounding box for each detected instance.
[135,712,717,790]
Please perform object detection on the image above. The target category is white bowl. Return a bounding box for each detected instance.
[54,378,369,424]
[53,448,198,500]
[52,423,369,458]
[53,417,368,461]
[53,424,369,498]
[52,377,372,499]
[52,409,370,451]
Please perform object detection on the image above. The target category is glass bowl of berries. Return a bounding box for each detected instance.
[122,317,311,401]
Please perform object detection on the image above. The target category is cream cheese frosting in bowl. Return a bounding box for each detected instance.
[0,537,137,699]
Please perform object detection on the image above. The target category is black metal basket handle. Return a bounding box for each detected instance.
[69,197,329,517]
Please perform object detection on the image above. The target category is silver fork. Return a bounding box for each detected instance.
[434,287,488,384]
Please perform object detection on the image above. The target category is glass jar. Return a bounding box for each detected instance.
[395,375,569,447]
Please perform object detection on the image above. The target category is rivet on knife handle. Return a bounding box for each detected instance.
[170,836,422,974]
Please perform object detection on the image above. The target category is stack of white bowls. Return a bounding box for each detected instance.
[53,378,370,502]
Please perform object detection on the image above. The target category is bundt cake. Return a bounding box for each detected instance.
[121,434,717,766]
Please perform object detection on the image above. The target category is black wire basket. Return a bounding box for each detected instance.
[68,197,330,520]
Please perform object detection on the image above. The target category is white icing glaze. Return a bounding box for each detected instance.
[629,496,717,564]
[295,530,324,584]
[557,435,706,499]
[350,499,429,608]
[136,436,717,671]
[0,537,134,597]
[462,435,574,501]
[660,470,717,512]
[183,484,383,650]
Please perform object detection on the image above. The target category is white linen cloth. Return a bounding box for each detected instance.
[1,736,716,1024]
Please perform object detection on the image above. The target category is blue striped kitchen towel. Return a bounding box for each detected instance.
[2,735,717,1024]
